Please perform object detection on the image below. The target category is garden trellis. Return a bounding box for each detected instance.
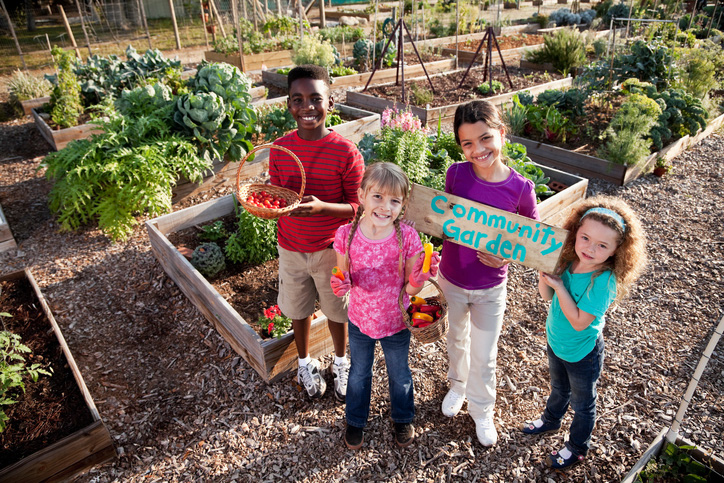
[362,0,435,104]
[606,17,679,88]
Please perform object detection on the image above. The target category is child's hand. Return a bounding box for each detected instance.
[409,251,440,287]
[330,271,351,297]
[477,251,510,268]
[540,272,563,290]
[290,195,324,217]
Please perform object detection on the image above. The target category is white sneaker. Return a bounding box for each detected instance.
[330,359,350,402]
[474,416,498,447]
[297,359,326,398]
[441,389,465,417]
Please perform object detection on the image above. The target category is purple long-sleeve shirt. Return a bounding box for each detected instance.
[439,162,540,290]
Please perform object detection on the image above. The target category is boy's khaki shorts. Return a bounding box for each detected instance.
[277,245,348,323]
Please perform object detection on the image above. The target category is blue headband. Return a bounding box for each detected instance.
[581,207,626,232]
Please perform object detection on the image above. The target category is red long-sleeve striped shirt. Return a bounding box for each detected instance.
[270,130,365,253]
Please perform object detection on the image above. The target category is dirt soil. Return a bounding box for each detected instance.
[366,65,563,108]
[445,34,545,51]
[0,111,723,482]
[0,276,95,467]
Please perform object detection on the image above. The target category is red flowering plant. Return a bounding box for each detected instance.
[258,305,292,339]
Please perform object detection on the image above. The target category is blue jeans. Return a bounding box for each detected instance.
[345,322,414,428]
[542,336,604,456]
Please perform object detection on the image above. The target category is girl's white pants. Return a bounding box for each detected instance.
[439,274,507,420]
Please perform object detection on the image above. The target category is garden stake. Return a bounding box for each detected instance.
[706,0,719,37]
[456,27,512,90]
[665,313,724,444]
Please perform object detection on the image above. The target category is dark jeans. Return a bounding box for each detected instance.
[542,336,605,456]
[345,322,415,428]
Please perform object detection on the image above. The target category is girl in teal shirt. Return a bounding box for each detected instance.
[522,196,647,469]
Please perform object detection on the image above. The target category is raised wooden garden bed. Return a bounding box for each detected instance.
[417,24,541,49]
[31,108,103,152]
[149,164,585,382]
[146,195,331,383]
[346,75,572,126]
[0,202,17,254]
[261,58,456,90]
[205,50,293,72]
[20,96,50,116]
[324,10,392,21]
[621,428,724,482]
[171,103,380,203]
[0,269,116,482]
[509,113,724,186]
[442,44,543,67]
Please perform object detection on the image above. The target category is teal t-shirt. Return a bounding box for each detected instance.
[546,268,617,362]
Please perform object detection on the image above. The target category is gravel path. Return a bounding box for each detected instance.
[0,118,722,482]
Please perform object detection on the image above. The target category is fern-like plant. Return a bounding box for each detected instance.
[0,326,52,433]
[41,104,210,241]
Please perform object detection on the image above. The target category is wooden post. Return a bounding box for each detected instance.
[319,0,325,28]
[168,0,182,48]
[231,0,246,71]
[276,0,283,16]
[706,0,719,37]
[74,0,93,56]
[136,0,153,50]
[58,5,81,59]
[243,0,248,21]
[372,0,378,67]
[625,0,635,38]
[208,0,217,43]
[0,0,26,69]
[252,0,259,32]
[200,0,210,49]
[455,0,459,70]
[298,0,303,41]
[211,0,228,37]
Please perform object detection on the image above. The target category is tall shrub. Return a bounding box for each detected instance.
[49,47,83,128]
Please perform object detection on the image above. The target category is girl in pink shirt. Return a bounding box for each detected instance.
[331,162,440,450]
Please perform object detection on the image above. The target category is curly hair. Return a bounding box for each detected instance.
[345,162,411,277]
[287,64,331,92]
[556,195,647,301]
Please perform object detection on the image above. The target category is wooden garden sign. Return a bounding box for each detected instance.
[405,183,568,274]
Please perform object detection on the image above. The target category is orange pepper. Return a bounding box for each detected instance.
[422,243,434,273]
[412,312,433,323]
[410,296,426,306]
[332,266,345,281]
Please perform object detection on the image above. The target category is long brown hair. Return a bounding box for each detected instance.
[345,162,411,277]
[556,196,647,301]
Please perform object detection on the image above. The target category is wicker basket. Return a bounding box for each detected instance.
[235,144,306,219]
[398,278,449,345]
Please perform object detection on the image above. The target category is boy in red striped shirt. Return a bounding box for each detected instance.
[269,65,365,401]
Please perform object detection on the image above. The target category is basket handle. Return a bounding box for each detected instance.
[235,143,306,200]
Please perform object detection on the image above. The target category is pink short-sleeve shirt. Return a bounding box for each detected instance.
[334,223,423,339]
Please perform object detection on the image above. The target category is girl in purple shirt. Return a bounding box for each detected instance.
[438,100,540,447]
